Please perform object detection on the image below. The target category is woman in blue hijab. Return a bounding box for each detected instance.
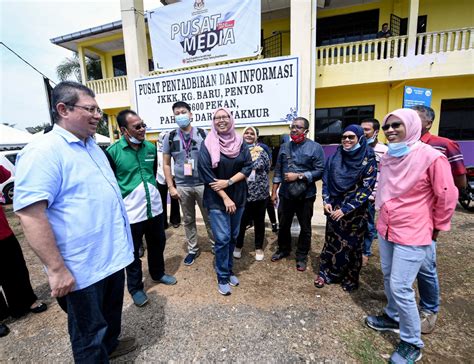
[315,125,377,292]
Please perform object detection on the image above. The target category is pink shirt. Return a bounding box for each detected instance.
[377,156,458,246]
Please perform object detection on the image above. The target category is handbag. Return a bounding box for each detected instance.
[285,144,308,200]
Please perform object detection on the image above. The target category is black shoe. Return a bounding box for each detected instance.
[271,251,289,262]
[365,313,400,333]
[0,323,10,337]
[172,223,181,228]
[271,223,279,233]
[138,245,145,258]
[109,337,138,359]
[296,260,307,272]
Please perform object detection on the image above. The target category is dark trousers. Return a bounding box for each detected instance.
[236,199,267,250]
[277,196,315,261]
[65,269,125,364]
[0,233,37,320]
[265,195,277,224]
[127,214,166,294]
[157,183,181,228]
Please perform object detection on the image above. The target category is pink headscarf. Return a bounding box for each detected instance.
[375,108,443,209]
[204,107,243,168]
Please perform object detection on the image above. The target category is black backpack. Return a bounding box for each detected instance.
[168,127,207,153]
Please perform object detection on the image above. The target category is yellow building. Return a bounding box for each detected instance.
[50,0,474,163]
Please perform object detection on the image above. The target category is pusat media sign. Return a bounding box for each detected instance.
[134,56,300,131]
[403,86,432,108]
[147,0,261,70]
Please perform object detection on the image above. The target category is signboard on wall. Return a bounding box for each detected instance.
[403,86,432,108]
[147,0,261,70]
[134,56,300,131]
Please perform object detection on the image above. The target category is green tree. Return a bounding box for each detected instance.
[56,53,102,82]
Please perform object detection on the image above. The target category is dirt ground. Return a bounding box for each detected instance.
[0,203,473,363]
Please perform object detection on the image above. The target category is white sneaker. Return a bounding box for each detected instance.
[255,249,264,261]
[233,248,242,259]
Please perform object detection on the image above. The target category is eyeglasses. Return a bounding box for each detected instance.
[68,104,103,117]
[341,135,357,141]
[213,116,230,121]
[132,123,147,131]
[289,125,305,130]
[382,122,403,131]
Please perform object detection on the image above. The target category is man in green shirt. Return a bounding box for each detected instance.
[106,110,176,307]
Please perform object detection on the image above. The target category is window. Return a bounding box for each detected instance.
[315,105,375,144]
[439,98,474,140]
[112,55,127,76]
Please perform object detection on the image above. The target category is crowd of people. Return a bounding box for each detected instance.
[0,81,466,364]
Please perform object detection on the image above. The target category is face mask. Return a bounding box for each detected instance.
[367,132,377,144]
[175,114,191,129]
[128,135,142,145]
[343,142,361,152]
[290,133,305,144]
[388,142,410,157]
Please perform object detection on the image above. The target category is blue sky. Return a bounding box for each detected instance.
[0,0,160,130]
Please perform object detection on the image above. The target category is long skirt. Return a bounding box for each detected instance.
[318,206,368,290]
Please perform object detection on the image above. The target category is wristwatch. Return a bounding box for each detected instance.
[298,174,304,180]
[228,178,235,186]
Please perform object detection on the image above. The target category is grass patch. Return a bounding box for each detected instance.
[340,330,386,364]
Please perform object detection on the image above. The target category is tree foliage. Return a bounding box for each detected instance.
[56,53,102,82]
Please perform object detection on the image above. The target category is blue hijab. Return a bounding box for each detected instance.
[326,124,375,196]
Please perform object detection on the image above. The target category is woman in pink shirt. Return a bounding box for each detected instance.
[365,109,458,364]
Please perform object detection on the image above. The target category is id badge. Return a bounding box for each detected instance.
[184,159,194,176]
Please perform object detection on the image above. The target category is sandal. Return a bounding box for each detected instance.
[314,276,325,288]
[30,302,47,314]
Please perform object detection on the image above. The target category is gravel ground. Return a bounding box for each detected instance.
[1,203,473,363]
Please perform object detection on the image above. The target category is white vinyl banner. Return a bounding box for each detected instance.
[134,56,300,132]
[147,0,261,70]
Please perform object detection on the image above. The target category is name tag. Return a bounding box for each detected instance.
[184,158,194,176]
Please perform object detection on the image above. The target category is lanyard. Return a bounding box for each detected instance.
[178,128,193,158]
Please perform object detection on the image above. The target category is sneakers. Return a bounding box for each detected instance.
[131,290,149,307]
[420,310,438,334]
[218,282,232,296]
[255,249,264,261]
[228,275,239,287]
[365,313,400,333]
[233,247,242,259]
[184,251,201,266]
[389,340,422,363]
[153,274,177,285]
[109,337,138,359]
[296,260,307,272]
[271,251,289,262]
[271,223,279,233]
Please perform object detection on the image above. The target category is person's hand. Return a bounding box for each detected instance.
[210,179,229,191]
[330,209,345,221]
[271,192,279,207]
[48,266,75,298]
[223,197,236,214]
[432,229,440,241]
[284,172,299,182]
[323,204,333,214]
[169,186,180,200]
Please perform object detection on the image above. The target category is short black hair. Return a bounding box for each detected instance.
[411,105,435,121]
[172,101,191,112]
[361,118,381,131]
[52,81,95,122]
[294,116,310,130]
[117,109,138,129]
[382,23,389,27]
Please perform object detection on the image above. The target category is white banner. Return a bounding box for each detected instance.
[147,0,261,70]
[134,56,300,132]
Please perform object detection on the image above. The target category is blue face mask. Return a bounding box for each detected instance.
[175,114,191,128]
[343,142,361,152]
[128,135,142,145]
[366,132,377,144]
[388,142,410,157]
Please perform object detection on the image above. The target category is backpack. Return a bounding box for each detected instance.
[168,127,207,153]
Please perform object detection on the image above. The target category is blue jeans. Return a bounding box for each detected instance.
[209,208,244,283]
[363,201,376,256]
[417,240,439,313]
[379,235,429,348]
[65,269,125,363]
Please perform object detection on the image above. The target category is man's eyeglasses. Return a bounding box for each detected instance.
[68,104,103,117]
[341,135,357,141]
[382,122,403,131]
[213,116,230,121]
[289,125,305,130]
[132,123,147,131]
